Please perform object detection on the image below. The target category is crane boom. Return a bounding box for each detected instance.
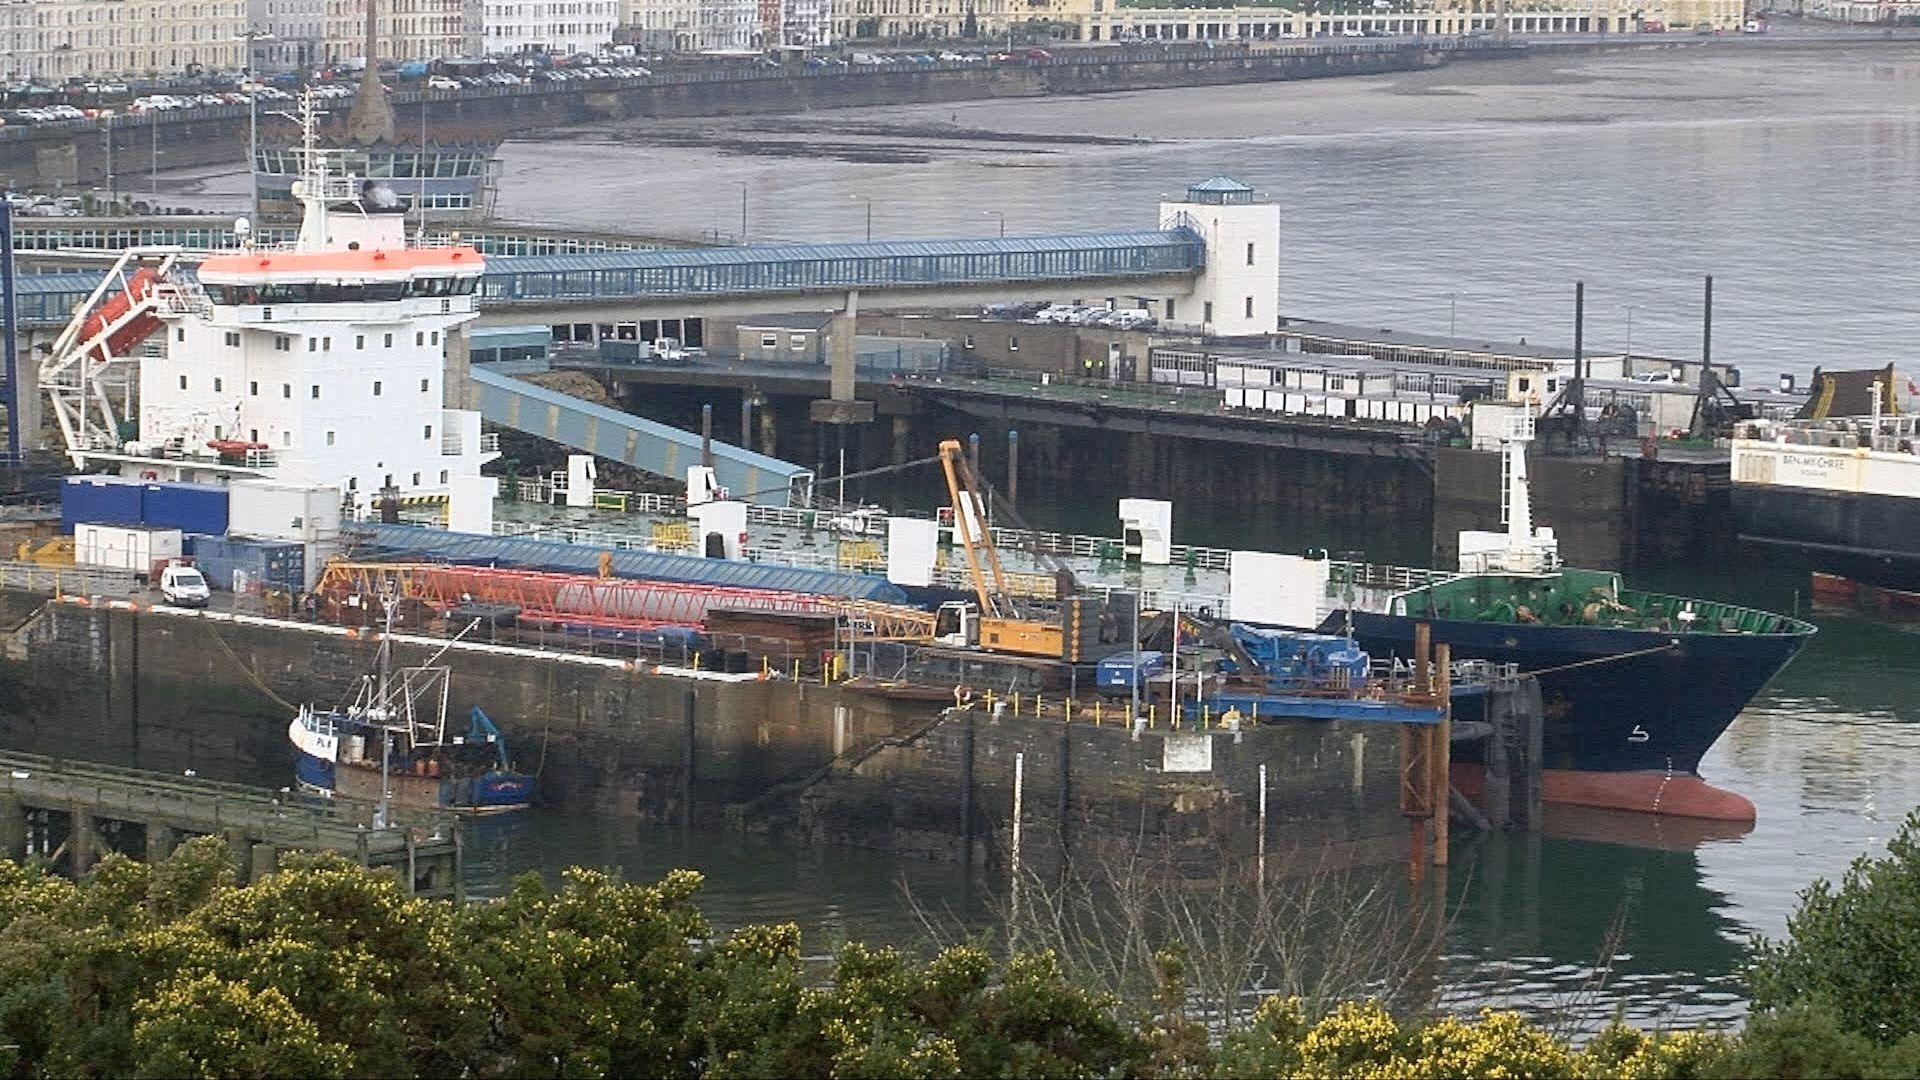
[937,438,1011,618]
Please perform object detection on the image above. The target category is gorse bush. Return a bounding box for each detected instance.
[3,813,1920,1078]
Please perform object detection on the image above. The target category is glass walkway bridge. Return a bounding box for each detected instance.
[8,227,1206,329]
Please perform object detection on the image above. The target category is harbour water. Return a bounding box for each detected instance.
[135,41,1920,1028]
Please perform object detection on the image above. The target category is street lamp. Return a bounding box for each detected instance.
[236,28,278,214]
[850,193,871,241]
[983,209,1005,237]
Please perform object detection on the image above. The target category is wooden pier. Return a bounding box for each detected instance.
[0,752,462,899]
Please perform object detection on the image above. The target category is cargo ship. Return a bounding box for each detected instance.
[1731,408,1920,610]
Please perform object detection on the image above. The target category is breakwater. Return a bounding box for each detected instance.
[0,41,1498,190]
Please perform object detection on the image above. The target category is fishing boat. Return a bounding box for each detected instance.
[288,612,534,815]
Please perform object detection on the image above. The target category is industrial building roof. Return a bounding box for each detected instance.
[360,523,910,602]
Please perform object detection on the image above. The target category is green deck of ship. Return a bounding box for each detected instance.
[1387,569,1814,635]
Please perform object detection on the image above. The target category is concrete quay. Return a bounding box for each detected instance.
[0,749,462,896]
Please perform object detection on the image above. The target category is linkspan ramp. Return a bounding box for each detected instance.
[470,365,812,505]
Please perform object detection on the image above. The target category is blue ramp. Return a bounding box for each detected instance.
[470,365,812,506]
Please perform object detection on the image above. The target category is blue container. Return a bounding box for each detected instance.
[140,483,229,537]
[1096,651,1166,695]
[185,535,304,593]
[61,476,144,533]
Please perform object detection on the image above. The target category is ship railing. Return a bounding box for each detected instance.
[478,432,500,454]
[244,448,277,470]
[0,560,138,597]
[1327,560,1454,594]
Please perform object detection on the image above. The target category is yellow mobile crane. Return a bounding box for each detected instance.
[934,437,1096,659]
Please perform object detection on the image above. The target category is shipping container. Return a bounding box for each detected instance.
[184,534,305,594]
[140,482,229,536]
[226,480,342,543]
[75,524,182,577]
[60,477,144,533]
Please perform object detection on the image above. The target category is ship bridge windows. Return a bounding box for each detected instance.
[203,277,479,306]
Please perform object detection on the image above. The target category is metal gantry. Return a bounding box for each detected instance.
[316,561,936,639]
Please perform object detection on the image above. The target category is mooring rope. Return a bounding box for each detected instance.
[202,622,299,713]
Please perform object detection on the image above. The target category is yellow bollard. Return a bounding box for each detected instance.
[1065,697,1073,723]
[762,656,771,678]
[692,651,701,672]
[1094,700,1103,727]
[1203,705,1211,731]
[1036,694,1044,717]
[1149,704,1156,729]
[984,689,996,711]
[1252,700,1259,723]
[1013,692,1021,717]
[792,659,801,681]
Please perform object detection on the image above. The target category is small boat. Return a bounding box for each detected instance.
[288,611,534,816]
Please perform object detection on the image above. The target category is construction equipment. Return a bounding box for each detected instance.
[934,438,1092,659]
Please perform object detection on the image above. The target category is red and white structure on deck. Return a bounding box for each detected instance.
[39,97,499,524]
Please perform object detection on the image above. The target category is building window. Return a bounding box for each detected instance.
[420,379,430,393]
[249,381,258,396]
[415,332,425,346]
[274,336,290,352]
[348,477,357,491]
[412,472,421,486]
[423,424,433,440]
[1246,241,1255,266]
[439,469,448,484]
[790,335,806,350]
[760,333,777,349]
[248,428,258,443]
[373,381,382,396]
[177,375,187,390]
[1008,336,1019,351]
[176,328,185,343]
[356,335,365,349]
[224,331,241,347]
[310,385,320,399]
[213,378,223,392]
[1203,301,1214,324]
[283,431,292,447]
[384,333,394,348]
[283,384,291,398]
[326,431,335,446]
[322,337,331,352]
[431,331,440,346]
[1166,298,1177,321]
[308,338,316,352]
[1246,297,1256,318]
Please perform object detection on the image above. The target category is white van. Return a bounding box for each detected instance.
[159,563,211,608]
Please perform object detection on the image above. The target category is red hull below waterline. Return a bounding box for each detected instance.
[1454,764,1756,823]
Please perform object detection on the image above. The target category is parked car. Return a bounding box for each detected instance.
[1024,48,1053,61]
[427,75,461,90]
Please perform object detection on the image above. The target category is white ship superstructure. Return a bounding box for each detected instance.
[40,99,496,518]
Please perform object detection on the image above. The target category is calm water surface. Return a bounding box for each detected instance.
[157,45,1920,1027]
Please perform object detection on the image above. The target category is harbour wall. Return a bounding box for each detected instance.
[0,43,1481,190]
[0,599,1418,866]
[780,707,1406,872]
[0,600,933,819]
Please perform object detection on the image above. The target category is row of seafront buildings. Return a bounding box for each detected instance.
[1,0,1748,83]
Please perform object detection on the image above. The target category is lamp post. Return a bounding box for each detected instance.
[983,209,1005,237]
[851,193,871,241]
[236,28,277,214]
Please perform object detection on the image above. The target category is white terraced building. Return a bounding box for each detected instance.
[479,0,618,55]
